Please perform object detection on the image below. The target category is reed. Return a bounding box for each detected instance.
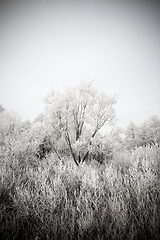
[0,145,159,239]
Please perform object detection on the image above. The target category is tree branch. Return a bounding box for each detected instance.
[48,140,62,161]
[65,129,79,166]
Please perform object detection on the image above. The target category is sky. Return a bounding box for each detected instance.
[0,0,160,128]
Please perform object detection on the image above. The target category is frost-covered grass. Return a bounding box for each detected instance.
[0,146,160,240]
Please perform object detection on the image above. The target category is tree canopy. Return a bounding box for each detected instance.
[43,80,117,165]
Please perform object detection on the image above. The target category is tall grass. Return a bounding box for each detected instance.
[0,145,160,239]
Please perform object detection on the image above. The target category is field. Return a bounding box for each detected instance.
[0,145,160,240]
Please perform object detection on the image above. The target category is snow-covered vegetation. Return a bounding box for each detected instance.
[0,81,160,239]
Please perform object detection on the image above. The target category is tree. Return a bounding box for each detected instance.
[124,115,160,149]
[109,126,124,152]
[43,80,117,165]
[0,109,22,145]
[0,104,5,112]
[138,115,160,146]
[124,121,140,150]
[0,109,36,166]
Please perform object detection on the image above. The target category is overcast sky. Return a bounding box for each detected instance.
[0,0,160,128]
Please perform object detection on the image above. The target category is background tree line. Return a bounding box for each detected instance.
[0,80,160,166]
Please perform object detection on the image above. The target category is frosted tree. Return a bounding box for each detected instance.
[43,80,117,165]
[139,115,160,146]
[0,108,36,165]
[124,121,140,149]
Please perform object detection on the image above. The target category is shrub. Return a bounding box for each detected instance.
[0,146,159,239]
